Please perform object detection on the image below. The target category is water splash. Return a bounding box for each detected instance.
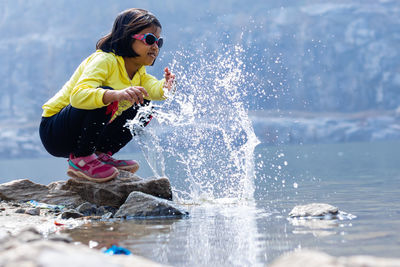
[127,43,260,203]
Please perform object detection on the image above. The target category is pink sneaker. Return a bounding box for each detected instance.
[67,153,119,182]
[97,152,140,174]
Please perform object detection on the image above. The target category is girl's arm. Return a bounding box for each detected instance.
[140,67,176,100]
[103,86,149,105]
[69,53,115,109]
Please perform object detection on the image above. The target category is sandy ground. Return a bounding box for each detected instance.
[0,201,85,239]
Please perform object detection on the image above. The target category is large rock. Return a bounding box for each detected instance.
[115,191,188,218]
[0,171,173,208]
[269,249,400,267]
[0,179,84,207]
[60,173,173,208]
[289,203,339,218]
[0,228,165,267]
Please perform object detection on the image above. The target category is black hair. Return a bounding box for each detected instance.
[96,8,162,57]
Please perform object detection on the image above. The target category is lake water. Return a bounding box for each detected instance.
[1,140,399,266]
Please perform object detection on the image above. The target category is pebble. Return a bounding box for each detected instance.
[25,208,41,216]
[15,208,26,214]
[76,202,98,216]
[61,209,84,219]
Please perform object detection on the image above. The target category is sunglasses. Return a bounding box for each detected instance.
[132,33,164,48]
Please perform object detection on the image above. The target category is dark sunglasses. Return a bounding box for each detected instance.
[132,33,163,48]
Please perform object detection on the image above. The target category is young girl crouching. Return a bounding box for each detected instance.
[39,8,175,182]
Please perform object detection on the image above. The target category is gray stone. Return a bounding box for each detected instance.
[25,208,41,216]
[76,202,97,216]
[61,209,84,219]
[0,179,84,207]
[14,208,25,214]
[115,191,188,218]
[289,203,339,218]
[269,249,400,267]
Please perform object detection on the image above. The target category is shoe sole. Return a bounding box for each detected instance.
[66,169,119,183]
[116,164,140,174]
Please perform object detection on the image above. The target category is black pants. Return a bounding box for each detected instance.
[40,93,151,158]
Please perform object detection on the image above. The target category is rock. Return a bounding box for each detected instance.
[76,202,98,216]
[0,179,84,207]
[269,249,400,267]
[60,173,173,208]
[14,208,25,214]
[114,191,188,218]
[0,228,165,267]
[61,209,84,219]
[0,172,173,209]
[289,203,339,218]
[25,208,41,216]
[0,179,49,201]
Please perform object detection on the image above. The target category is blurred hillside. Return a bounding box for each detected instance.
[0,0,399,157]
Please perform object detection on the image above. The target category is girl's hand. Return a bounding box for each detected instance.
[103,87,148,105]
[118,86,149,104]
[164,67,176,91]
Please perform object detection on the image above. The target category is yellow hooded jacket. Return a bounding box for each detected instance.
[42,50,165,121]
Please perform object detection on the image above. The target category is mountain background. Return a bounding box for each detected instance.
[1,0,400,158]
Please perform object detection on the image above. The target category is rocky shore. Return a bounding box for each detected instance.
[0,227,166,267]
[0,171,188,266]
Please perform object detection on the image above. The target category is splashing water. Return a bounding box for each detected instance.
[126,43,260,203]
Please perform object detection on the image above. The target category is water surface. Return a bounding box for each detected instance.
[58,141,400,266]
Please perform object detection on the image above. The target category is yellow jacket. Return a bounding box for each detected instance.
[42,50,165,120]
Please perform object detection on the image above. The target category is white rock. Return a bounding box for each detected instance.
[289,203,339,217]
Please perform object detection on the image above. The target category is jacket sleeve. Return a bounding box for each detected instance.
[141,72,166,101]
[70,53,115,109]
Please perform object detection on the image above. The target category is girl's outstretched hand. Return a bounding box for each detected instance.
[164,67,176,91]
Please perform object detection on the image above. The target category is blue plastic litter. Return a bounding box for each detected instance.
[103,245,132,255]
[28,200,65,211]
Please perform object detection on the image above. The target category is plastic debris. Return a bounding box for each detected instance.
[103,245,132,255]
[28,200,65,211]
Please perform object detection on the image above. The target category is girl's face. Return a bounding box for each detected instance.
[131,25,162,66]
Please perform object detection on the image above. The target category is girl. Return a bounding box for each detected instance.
[39,8,175,182]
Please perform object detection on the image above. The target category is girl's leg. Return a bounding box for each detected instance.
[39,104,118,181]
[40,105,111,157]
